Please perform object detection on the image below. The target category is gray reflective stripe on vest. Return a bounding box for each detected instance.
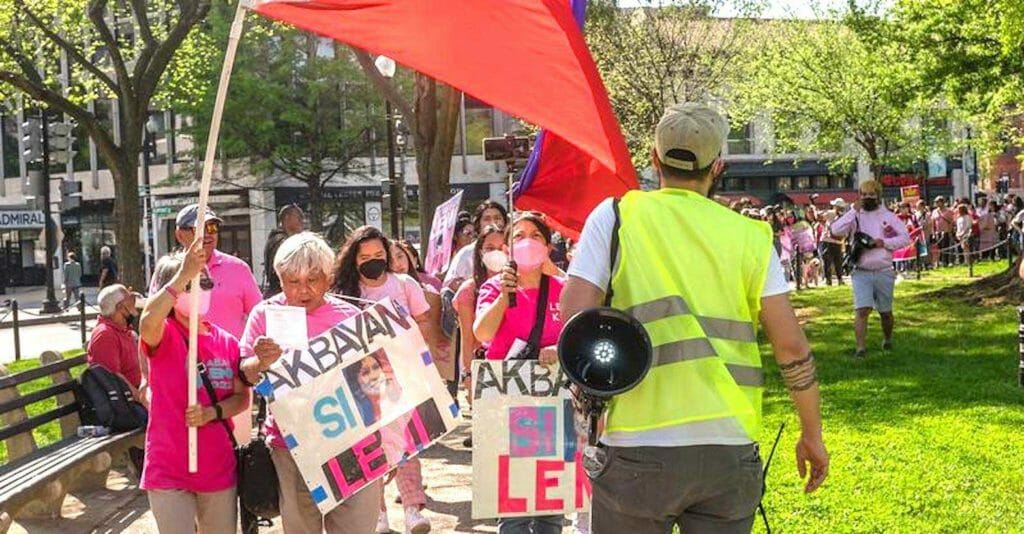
[696,316,756,343]
[625,295,689,323]
[725,363,765,387]
[653,338,716,365]
[627,295,762,386]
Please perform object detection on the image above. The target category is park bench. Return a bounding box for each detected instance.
[0,351,143,533]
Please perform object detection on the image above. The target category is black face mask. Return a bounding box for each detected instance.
[358,258,388,280]
[862,198,879,211]
[125,313,137,329]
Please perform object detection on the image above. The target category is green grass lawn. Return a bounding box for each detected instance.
[757,259,1024,532]
[0,349,86,464]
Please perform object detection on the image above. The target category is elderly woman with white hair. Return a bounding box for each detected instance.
[239,232,381,533]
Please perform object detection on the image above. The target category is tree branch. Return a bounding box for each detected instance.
[137,0,211,109]
[0,69,120,168]
[351,47,418,132]
[87,0,134,99]
[129,0,158,49]
[16,0,122,96]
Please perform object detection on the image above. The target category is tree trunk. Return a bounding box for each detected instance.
[110,157,144,290]
[412,75,461,236]
[308,181,325,233]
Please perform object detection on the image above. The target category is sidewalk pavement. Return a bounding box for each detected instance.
[0,286,101,328]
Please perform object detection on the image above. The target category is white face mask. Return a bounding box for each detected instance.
[481,250,509,273]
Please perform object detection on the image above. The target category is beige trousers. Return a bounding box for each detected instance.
[271,447,382,534]
[148,487,237,534]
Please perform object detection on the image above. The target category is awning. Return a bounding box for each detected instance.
[779,191,858,207]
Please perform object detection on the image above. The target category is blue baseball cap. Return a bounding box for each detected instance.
[175,203,223,229]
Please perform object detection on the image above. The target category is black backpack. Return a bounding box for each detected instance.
[77,364,148,432]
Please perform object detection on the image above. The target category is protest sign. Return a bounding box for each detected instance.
[471,360,591,519]
[901,185,921,204]
[257,300,459,514]
[424,190,464,275]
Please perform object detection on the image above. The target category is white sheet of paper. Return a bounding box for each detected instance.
[265,305,309,351]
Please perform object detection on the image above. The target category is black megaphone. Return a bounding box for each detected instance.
[558,307,653,446]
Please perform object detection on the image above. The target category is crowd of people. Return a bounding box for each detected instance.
[82,103,830,534]
[715,191,1022,288]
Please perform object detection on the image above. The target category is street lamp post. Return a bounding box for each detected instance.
[37,109,61,314]
[375,55,400,240]
[141,115,159,284]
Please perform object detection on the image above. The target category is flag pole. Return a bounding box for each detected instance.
[187,0,247,473]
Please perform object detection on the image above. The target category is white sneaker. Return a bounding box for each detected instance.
[404,506,431,534]
[572,512,591,534]
[376,510,390,534]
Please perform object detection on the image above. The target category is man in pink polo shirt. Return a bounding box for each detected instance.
[830,180,911,358]
[149,204,262,339]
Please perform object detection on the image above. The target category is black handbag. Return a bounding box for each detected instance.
[197,364,280,531]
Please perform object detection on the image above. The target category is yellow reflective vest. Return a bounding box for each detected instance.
[604,188,773,441]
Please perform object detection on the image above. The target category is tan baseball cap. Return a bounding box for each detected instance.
[655,103,729,171]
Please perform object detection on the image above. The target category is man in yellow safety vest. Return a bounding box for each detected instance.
[561,103,829,533]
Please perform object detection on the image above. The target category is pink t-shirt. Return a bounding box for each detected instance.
[148,250,262,339]
[476,275,564,360]
[241,293,361,449]
[453,278,477,315]
[360,273,430,318]
[141,318,240,492]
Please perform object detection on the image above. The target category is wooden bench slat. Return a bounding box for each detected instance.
[0,403,80,442]
[0,437,100,491]
[0,382,77,417]
[0,430,140,505]
[0,355,87,390]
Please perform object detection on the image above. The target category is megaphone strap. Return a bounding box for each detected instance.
[605,198,622,308]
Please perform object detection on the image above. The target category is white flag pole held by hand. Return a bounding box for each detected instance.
[187,1,247,473]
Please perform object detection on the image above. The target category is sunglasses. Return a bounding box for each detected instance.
[185,221,220,235]
[184,277,215,291]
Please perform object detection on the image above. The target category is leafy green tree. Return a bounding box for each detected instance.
[184,4,384,242]
[586,0,761,170]
[0,0,213,288]
[730,16,954,176]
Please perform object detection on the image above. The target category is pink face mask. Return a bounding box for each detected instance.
[512,238,549,271]
[174,288,212,317]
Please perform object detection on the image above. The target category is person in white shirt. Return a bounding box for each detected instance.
[442,200,508,290]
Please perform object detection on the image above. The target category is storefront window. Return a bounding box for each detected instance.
[831,175,851,189]
[727,122,753,155]
[814,175,830,189]
[777,176,792,191]
[79,213,117,277]
[722,177,744,192]
[795,176,811,190]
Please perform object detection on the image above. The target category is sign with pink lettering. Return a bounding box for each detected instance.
[424,190,464,276]
[470,360,591,519]
[257,300,459,514]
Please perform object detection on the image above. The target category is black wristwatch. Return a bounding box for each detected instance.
[213,404,224,421]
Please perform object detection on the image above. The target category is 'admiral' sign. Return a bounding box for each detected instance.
[0,211,45,230]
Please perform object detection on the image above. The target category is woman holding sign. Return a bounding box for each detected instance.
[473,213,571,534]
[239,232,382,534]
[333,225,438,534]
[139,241,251,534]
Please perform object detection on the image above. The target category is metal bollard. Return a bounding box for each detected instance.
[80,293,87,348]
[12,299,20,362]
[1019,307,1024,388]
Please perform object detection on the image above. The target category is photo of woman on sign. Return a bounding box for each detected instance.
[344,349,403,427]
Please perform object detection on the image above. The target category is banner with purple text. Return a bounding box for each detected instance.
[471,360,591,519]
[257,300,459,514]
[424,190,464,276]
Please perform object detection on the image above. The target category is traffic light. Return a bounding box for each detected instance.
[48,121,76,165]
[59,179,82,211]
[21,119,42,163]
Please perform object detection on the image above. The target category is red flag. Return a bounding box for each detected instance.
[251,0,637,235]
